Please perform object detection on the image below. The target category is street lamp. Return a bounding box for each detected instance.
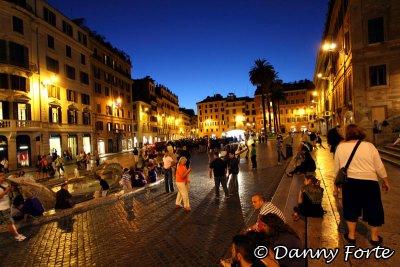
[322,42,337,52]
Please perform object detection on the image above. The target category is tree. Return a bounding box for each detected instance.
[249,59,278,134]
[270,80,285,132]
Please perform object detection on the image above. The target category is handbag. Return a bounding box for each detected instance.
[335,140,362,186]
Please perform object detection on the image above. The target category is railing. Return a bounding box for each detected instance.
[0,120,41,129]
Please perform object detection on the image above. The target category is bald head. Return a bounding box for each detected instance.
[251,194,265,210]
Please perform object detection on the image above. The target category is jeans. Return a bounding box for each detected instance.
[214,176,229,196]
[228,173,238,195]
[164,168,174,192]
[176,182,190,209]
[277,149,286,163]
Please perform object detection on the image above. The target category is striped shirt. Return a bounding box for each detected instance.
[259,202,286,222]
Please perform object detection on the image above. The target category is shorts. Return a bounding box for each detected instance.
[342,178,384,227]
[0,209,14,225]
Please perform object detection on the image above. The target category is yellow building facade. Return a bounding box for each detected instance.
[0,0,95,169]
[0,0,135,169]
[197,93,256,138]
[314,0,400,139]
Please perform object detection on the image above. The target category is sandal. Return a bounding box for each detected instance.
[369,236,383,246]
[344,233,356,245]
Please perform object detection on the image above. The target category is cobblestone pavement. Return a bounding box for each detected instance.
[0,142,287,266]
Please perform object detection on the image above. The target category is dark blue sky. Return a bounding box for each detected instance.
[49,0,328,110]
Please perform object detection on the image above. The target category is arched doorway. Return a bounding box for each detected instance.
[16,135,30,167]
[0,136,8,161]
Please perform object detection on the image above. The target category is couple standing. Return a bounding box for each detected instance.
[163,151,192,212]
[209,151,240,198]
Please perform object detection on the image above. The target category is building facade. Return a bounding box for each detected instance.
[87,29,134,155]
[0,0,134,169]
[314,0,400,139]
[197,93,256,138]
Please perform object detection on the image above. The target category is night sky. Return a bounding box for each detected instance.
[49,0,328,110]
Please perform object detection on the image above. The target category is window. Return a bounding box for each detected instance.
[43,7,56,26]
[12,17,24,34]
[0,73,8,89]
[67,89,77,102]
[47,35,54,50]
[10,75,27,91]
[81,93,90,105]
[48,85,60,99]
[78,31,87,46]
[9,41,29,69]
[62,21,73,36]
[105,87,110,96]
[93,66,101,79]
[66,45,71,58]
[65,65,75,80]
[67,109,78,124]
[369,65,387,86]
[106,106,112,115]
[96,121,103,131]
[81,54,86,65]
[46,56,59,73]
[96,104,101,113]
[107,122,112,131]
[80,71,89,84]
[94,82,101,94]
[82,112,90,125]
[368,17,384,44]
[17,103,26,120]
[49,106,61,123]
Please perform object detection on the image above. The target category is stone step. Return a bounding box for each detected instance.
[383,145,400,153]
[378,148,400,160]
[380,154,400,167]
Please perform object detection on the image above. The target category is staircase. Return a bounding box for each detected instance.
[378,144,400,167]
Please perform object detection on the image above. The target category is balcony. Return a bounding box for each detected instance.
[0,120,41,130]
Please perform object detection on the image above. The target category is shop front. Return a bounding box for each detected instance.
[97,139,106,155]
[68,134,78,157]
[83,134,91,154]
[16,135,30,167]
[49,134,62,156]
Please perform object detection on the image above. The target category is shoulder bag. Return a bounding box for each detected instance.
[335,140,362,186]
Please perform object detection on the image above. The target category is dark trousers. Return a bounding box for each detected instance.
[214,176,229,196]
[251,155,257,169]
[277,149,286,163]
[164,168,174,193]
[228,174,238,195]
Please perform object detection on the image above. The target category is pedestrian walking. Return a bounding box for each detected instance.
[209,151,229,198]
[0,170,26,241]
[55,155,65,178]
[163,151,175,193]
[0,158,9,173]
[120,168,132,192]
[175,157,191,212]
[227,151,240,195]
[327,126,343,155]
[316,133,326,149]
[334,124,390,246]
[276,134,286,165]
[250,143,257,169]
[96,175,110,197]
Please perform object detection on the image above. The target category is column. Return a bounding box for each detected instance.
[61,133,68,156]
[8,132,17,170]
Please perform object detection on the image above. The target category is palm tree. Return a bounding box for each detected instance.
[270,80,285,132]
[249,59,278,134]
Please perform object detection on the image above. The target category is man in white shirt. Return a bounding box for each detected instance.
[0,170,26,241]
[163,151,175,193]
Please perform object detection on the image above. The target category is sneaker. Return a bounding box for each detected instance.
[15,234,26,242]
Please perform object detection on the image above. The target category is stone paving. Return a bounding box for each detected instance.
[0,142,288,266]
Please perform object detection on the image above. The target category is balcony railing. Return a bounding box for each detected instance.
[0,120,41,129]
